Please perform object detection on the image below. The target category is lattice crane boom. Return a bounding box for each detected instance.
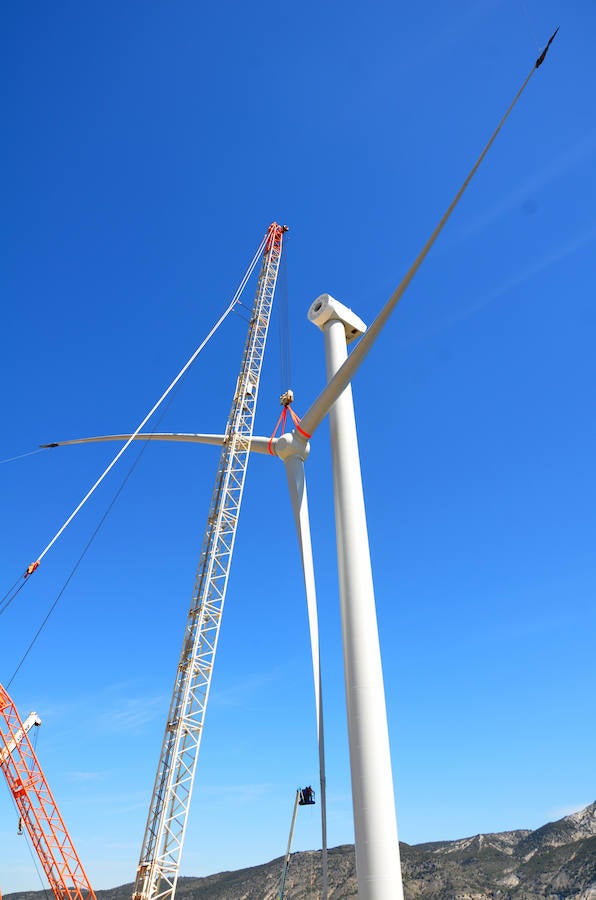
[133,222,287,900]
[0,684,96,900]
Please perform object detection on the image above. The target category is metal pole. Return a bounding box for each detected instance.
[312,296,404,900]
[279,790,301,900]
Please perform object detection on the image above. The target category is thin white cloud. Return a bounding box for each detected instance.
[61,786,149,814]
[93,693,166,734]
[199,782,274,803]
[210,667,284,709]
[67,770,105,782]
[408,225,596,344]
[443,131,596,250]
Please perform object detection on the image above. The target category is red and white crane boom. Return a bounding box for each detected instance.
[0,684,95,900]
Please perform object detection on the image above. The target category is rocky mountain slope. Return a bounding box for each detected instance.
[401,801,596,899]
[6,802,595,899]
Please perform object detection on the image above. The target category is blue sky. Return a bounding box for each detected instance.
[1,0,595,892]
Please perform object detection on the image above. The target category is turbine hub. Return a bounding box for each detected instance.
[275,430,310,462]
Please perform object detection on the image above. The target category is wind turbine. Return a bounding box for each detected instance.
[39,32,558,900]
[44,292,404,899]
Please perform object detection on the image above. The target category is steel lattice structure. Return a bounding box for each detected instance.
[0,684,96,900]
[133,223,287,900]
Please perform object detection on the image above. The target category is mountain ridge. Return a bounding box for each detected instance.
[5,802,595,899]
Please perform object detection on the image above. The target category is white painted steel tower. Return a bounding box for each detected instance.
[308,295,403,898]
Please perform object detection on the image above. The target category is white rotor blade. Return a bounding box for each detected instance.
[41,433,274,455]
[283,455,328,900]
[300,50,547,438]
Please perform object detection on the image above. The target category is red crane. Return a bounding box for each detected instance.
[0,684,95,900]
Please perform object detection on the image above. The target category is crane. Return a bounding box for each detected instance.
[132,222,288,900]
[0,684,96,900]
[39,221,328,897]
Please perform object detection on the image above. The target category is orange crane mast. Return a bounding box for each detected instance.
[0,684,96,900]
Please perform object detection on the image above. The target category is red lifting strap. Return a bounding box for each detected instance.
[268,404,312,455]
[287,406,311,439]
[268,407,289,455]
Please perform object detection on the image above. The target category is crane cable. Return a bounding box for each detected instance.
[0,449,44,465]
[3,231,267,598]
[0,577,27,617]
[5,327,199,681]
[277,237,292,394]
[1,780,51,900]
[6,435,150,687]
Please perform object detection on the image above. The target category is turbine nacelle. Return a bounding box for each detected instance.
[308,294,367,343]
